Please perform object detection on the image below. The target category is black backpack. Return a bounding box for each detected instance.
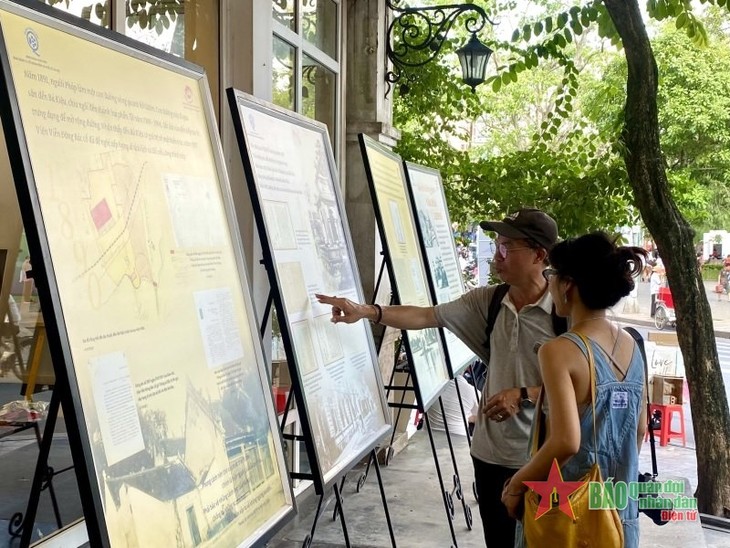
[468,283,568,391]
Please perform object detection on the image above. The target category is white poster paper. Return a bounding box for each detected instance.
[405,163,476,375]
[89,352,145,466]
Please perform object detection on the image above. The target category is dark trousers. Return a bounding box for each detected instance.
[650,294,657,317]
[472,457,520,548]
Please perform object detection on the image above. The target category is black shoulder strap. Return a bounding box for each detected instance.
[484,283,510,350]
[485,283,568,351]
[624,326,659,477]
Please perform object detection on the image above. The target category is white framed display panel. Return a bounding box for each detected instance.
[0,1,295,546]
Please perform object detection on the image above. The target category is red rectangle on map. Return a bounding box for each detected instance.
[91,198,112,231]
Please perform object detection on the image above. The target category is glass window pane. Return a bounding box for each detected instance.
[302,54,335,142]
[272,0,295,31]
[301,0,337,60]
[42,0,109,28]
[125,2,185,57]
[273,36,296,111]
[125,1,221,120]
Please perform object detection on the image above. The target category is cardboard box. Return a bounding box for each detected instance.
[651,375,684,405]
[271,359,291,389]
[647,331,679,346]
[648,343,685,377]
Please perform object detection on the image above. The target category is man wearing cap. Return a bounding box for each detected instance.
[316,208,559,548]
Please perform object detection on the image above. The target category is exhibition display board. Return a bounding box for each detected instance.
[227,90,392,492]
[0,2,294,546]
[404,162,475,376]
[359,135,450,411]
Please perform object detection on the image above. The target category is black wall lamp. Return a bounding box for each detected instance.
[385,0,495,96]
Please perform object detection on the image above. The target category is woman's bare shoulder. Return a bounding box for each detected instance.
[538,335,585,368]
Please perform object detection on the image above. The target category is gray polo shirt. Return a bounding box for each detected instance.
[434,285,556,468]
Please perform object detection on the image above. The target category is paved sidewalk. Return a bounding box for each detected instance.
[269,430,728,547]
[270,277,730,548]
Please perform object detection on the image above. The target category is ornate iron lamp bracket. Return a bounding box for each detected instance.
[385,0,495,96]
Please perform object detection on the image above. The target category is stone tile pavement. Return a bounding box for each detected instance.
[269,430,728,547]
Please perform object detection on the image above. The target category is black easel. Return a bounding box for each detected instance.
[452,373,473,448]
[356,257,462,548]
[431,340,475,530]
[8,383,73,547]
[260,290,396,548]
[436,394,473,531]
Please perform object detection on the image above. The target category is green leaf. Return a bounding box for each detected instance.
[534,21,543,36]
[558,12,569,28]
[512,29,520,42]
[545,17,553,33]
[564,27,573,43]
[676,12,688,29]
[523,24,532,41]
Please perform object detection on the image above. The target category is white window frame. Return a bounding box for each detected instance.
[272,0,342,161]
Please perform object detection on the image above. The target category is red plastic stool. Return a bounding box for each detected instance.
[646,404,686,447]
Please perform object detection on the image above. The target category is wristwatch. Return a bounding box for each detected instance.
[520,387,534,408]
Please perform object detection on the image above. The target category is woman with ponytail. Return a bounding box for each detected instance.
[501,232,648,548]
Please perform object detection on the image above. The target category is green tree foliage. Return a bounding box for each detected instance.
[395,0,730,241]
[42,0,183,31]
[584,23,730,236]
[394,0,730,516]
[393,1,634,236]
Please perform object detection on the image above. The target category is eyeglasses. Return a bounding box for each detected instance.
[542,268,559,281]
[490,242,533,258]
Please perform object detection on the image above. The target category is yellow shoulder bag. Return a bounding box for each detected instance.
[522,333,624,548]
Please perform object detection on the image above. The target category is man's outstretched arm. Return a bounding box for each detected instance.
[315,294,439,330]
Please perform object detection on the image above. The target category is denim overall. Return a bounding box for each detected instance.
[559,332,644,548]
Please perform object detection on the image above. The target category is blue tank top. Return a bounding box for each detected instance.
[559,332,644,548]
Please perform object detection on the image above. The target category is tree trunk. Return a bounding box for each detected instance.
[604,0,730,517]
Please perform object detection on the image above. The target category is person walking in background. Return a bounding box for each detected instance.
[426,374,478,437]
[718,264,730,302]
[649,265,664,317]
[317,208,562,548]
[501,232,647,548]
